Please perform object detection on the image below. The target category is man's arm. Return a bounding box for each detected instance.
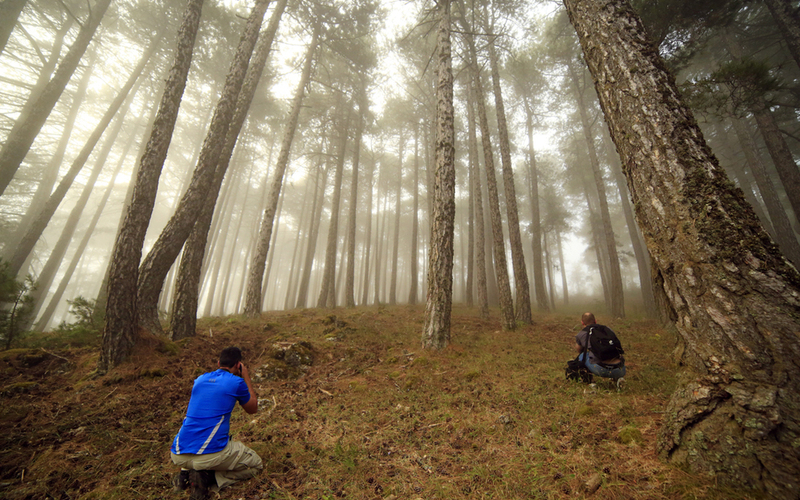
[239,363,258,414]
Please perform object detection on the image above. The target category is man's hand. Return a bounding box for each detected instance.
[239,362,258,414]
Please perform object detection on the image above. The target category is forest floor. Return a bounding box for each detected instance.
[0,305,766,500]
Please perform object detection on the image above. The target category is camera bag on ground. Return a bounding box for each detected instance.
[565,333,593,384]
[565,357,593,383]
[587,325,624,363]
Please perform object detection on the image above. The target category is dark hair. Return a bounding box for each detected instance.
[219,347,243,368]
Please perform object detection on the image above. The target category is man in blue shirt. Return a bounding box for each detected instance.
[574,312,627,389]
[170,347,261,500]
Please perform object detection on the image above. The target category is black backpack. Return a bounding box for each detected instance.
[587,325,624,363]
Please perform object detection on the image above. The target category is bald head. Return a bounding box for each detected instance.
[581,312,596,326]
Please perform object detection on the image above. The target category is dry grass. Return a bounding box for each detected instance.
[0,305,764,499]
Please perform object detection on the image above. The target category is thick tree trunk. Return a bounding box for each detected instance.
[423,0,455,350]
[0,0,111,196]
[487,32,532,324]
[564,0,800,496]
[101,0,205,372]
[136,0,269,333]
[462,24,515,330]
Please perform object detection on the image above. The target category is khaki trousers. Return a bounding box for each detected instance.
[171,440,262,489]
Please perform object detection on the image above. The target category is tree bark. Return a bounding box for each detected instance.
[360,155,377,306]
[136,0,269,334]
[423,0,455,350]
[564,0,800,496]
[0,0,111,197]
[486,29,532,324]
[295,160,330,308]
[101,0,205,372]
[461,19,515,330]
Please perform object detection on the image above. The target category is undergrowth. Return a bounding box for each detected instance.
[0,305,762,499]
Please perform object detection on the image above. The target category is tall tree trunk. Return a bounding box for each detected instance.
[136,0,270,333]
[763,0,800,72]
[0,0,111,197]
[603,133,657,316]
[345,92,366,308]
[284,177,313,309]
[466,78,489,319]
[523,100,549,311]
[564,0,800,495]
[7,42,155,277]
[316,104,351,308]
[373,169,388,304]
[262,186,286,310]
[567,58,625,317]
[486,29,532,324]
[360,156,377,306]
[423,0,455,350]
[409,124,421,305]
[0,0,27,56]
[101,0,205,372]
[555,231,569,307]
[461,19,515,330]
[295,160,330,308]
[389,134,404,305]
[543,232,557,310]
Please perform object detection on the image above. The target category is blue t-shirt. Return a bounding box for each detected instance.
[171,369,251,455]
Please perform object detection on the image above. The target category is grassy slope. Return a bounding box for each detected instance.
[0,305,763,499]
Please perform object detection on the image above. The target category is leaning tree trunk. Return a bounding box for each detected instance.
[486,31,532,324]
[167,0,287,325]
[101,0,205,372]
[423,0,455,350]
[295,160,330,308]
[0,0,111,197]
[563,0,800,497]
[136,0,269,334]
[7,39,155,278]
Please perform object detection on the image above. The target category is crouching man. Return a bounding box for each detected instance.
[170,346,262,500]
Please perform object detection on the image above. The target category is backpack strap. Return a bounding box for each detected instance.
[581,327,592,367]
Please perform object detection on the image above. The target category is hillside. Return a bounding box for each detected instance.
[0,306,763,499]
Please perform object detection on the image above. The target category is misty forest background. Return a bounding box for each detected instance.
[0,0,798,338]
